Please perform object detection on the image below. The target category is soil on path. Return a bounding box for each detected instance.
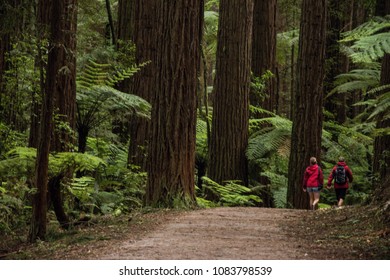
[2,205,389,259]
[103,207,308,260]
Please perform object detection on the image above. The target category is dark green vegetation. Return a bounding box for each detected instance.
[0,0,389,258]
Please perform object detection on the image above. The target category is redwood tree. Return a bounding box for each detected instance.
[251,0,277,113]
[145,1,201,207]
[49,0,78,229]
[30,0,64,241]
[251,0,277,207]
[208,0,254,187]
[126,0,155,169]
[287,0,326,209]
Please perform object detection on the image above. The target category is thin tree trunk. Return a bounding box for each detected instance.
[49,0,78,229]
[30,0,63,242]
[105,0,116,46]
[29,0,51,148]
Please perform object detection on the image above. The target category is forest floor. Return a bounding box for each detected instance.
[1,205,389,260]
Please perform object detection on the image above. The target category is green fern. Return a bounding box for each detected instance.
[77,59,149,89]
[199,177,262,207]
[247,115,292,163]
[340,16,390,63]
[76,60,151,128]
[328,67,380,97]
[0,147,106,180]
[367,90,390,122]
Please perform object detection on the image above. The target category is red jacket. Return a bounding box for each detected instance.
[327,162,353,189]
[303,164,323,189]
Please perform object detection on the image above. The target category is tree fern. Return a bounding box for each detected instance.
[340,16,390,63]
[247,115,292,164]
[77,60,151,121]
[328,67,380,97]
[0,147,106,180]
[199,177,262,207]
[367,89,390,122]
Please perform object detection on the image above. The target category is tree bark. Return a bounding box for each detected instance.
[251,0,277,206]
[30,0,63,242]
[208,0,254,186]
[29,0,51,148]
[145,0,201,207]
[50,0,78,229]
[127,0,159,169]
[251,0,277,113]
[287,0,326,209]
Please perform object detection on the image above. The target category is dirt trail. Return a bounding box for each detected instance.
[102,207,310,260]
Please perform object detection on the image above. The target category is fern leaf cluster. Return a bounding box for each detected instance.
[0,147,106,180]
[341,16,390,63]
[77,60,148,90]
[199,177,262,207]
[247,115,292,164]
[76,60,151,127]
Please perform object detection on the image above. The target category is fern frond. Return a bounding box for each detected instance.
[95,85,151,119]
[247,129,291,163]
[249,106,276,117]
[200,177,262,207]
[340,16,390,63]
[328,68,380,98]
[368,91,390,120]
[349,33,390,63]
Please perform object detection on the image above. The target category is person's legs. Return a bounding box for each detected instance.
[337,189,347,207]
[308,191,314,210]
[312,191,320,210]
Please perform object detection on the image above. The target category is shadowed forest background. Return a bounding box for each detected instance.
[0,0,389,254]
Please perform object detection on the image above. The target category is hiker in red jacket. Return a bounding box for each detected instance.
[302,157,324,210]
[326,157,353,208]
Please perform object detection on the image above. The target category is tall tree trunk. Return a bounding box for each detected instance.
[49,0,78,229]
[287,0,326,209]
[105,0,116,46]
[127,0,159,169]
[145,0,201,207]
[251,0,277,207]
[51,0,77,153]
[112,0,134,145]
[29,0,51,148]
[208,0,254,187]
[251,0,277,113]
[324,0,349,124]
[117,0,135,44]
[30,0,64,242]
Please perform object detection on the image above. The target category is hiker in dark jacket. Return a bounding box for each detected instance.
[326,157,353,208]
[303,157,324,210]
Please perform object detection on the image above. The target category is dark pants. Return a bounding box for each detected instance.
[335,188,347,201]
